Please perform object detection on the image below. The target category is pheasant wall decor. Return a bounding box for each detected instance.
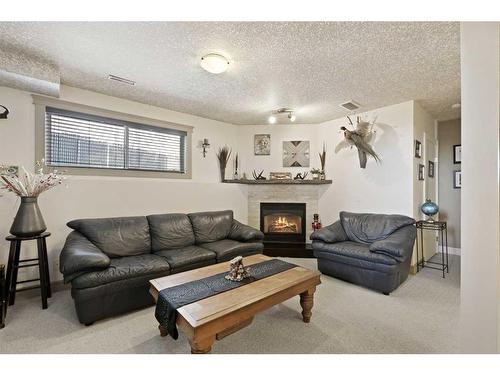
[335,116,380,169]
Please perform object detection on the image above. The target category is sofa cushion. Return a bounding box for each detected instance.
[312,241,398,265]
[147,213,196,252]
[71,254,170,289]
[339,211,416,244]
[155,245,216,270]
[199,239,263,261]
[67,216,151,258]
[188,210,234,243]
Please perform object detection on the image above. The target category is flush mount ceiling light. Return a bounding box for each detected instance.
[200,53,230,74]
[268,108,296,124]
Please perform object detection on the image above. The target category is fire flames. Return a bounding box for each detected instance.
[267,216,299,233]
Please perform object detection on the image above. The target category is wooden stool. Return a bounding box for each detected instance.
[5,232,52,310]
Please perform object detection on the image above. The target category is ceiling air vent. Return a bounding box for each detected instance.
[339,100,361,111]
[108,74,136,86]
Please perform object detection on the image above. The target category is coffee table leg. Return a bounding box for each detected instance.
[189,335,215,354]
[300,287,315,323]
[158,325,168,337]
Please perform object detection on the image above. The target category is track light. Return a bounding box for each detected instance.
[268,108,296,123]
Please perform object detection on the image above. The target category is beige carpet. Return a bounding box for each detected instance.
[0,255,460,354]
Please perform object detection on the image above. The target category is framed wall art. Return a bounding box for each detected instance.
[254,134,271,155]
[418,163,425,181]
[415,140,422,158]
[428,160,435,178]
[283,140,310,167]
[454,170,462,188]
[453,144,461,164]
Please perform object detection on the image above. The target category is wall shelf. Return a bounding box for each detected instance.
[222,179,332,185]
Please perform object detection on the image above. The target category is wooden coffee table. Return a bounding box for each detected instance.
[149,254,321,354]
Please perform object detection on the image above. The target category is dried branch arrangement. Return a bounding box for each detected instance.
[0,160,65,197]
[216,146,232,169]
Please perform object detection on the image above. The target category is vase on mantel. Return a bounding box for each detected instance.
[10,196,47,237]
[219,166,226,182]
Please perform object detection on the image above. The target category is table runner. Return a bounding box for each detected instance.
[155,259,297,339]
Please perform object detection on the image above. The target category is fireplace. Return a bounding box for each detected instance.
[260,202,306,244]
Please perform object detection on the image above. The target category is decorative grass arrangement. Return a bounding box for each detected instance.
[216,146,232,181]
[319,143,327,174]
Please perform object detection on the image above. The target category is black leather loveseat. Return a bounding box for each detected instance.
[310,211,416,295]
[59,210,264,325]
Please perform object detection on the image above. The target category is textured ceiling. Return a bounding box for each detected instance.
[0,22,461,124]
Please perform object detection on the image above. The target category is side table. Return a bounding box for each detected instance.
[5,232,52,313]
[415,221,449,278]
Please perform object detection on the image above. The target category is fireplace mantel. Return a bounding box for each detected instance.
[223,179,332,185]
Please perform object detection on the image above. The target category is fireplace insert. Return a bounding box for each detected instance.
[260,202,306,244]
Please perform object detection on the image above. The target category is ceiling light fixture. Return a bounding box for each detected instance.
[451,103,461,109]
[200,53,230,74]
[268,108,296,124]
[108,74,136,86]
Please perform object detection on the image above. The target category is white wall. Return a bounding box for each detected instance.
[317,101,415,226]
[0,85,246,281]
[235,123,321,180]
[460,22,500,353]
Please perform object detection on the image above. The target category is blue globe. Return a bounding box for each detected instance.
[421,199,439,219]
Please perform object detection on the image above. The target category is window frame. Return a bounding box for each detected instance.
[34,95,193,179]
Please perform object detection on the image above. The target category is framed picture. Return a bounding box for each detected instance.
[428,160,435,178]
[283,141,310,167]
[454,170,462,188]
[415,140,422,158]
[254,134,271,155]
[453,144,461,164]
[418,164,425,181]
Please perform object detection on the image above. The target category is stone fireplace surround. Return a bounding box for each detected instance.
[247,184,328,245]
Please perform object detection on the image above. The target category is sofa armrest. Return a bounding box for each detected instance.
[369,225,416,261]
[310,220,348,243]
[59,231,111,281]
[228,220,264,242]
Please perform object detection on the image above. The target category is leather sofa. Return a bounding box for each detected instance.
[59,210,264,325]
[310,211,416,294]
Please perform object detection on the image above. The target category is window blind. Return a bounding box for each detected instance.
[45,107,187,173]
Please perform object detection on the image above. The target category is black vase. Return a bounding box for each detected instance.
[10,196,47,237]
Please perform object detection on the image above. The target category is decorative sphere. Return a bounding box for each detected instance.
[421,199,439,218]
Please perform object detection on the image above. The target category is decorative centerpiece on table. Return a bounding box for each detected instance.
[0,160,65,237]
[421,199,439,222]
[225,256,251,282]
[216,146,231,182]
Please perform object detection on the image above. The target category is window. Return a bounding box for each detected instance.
[43,106,188,175]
